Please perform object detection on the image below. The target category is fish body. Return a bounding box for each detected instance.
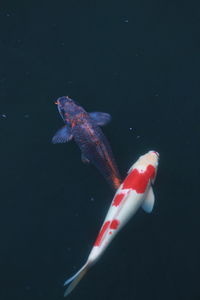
[52,96,121,190]
[64,150,159,296]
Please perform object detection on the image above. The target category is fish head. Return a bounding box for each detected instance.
[128,151,159,183]
[55,96,78,123]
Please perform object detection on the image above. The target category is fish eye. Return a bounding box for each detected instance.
[69,97,80,106]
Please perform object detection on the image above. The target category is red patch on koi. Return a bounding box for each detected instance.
[94,221,110,246]
[110,219,120,230]
[112,193,124,207]
[123,165,155,193]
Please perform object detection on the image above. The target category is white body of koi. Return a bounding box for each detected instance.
[64,150,159,297]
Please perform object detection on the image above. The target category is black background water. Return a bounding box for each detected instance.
[0,1,199,299]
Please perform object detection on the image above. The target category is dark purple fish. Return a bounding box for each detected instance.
[52,96,121,190]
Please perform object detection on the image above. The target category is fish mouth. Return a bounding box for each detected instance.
[55,96,80,107]
[149,151,159,158]
[54,96,69,106]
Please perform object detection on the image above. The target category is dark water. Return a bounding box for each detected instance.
[0,1,199,300]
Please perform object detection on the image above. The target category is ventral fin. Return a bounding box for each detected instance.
[52,125,73,144]
[142,187,155,213]
[81,154,90,164]
[89,112,111,126]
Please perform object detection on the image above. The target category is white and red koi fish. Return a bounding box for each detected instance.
[64,150,159,297]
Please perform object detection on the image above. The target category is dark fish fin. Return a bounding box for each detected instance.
[89,112,111,126]
[52,125,73,144]
[81,153,90,164]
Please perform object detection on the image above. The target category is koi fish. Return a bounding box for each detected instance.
[63,150,159,297]
[52,96,121,190]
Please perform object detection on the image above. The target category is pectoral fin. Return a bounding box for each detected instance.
[142,186,155,213]
[52,125,73,144]
[89,112,111,126]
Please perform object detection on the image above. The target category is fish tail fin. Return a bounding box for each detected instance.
[63,261,90,297]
